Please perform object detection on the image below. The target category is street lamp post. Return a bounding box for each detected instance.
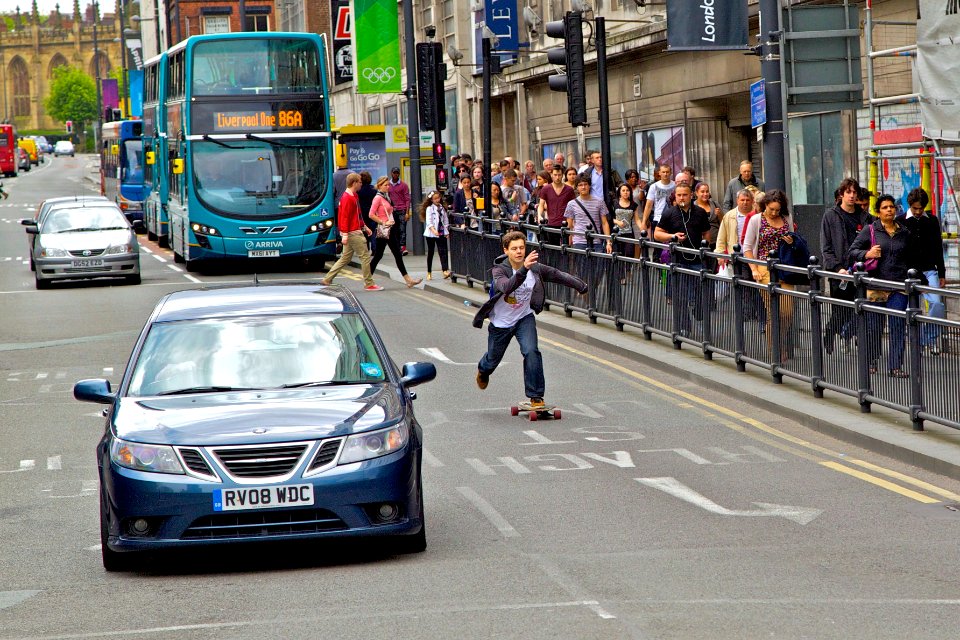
[401,0,424,254]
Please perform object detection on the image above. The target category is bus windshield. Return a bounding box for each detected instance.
[122,139,144,184]
[192,138,327,217]
[192,39,321,96]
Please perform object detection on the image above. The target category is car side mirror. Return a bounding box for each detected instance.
[20,218,35,226]
[399,362,436,388]
[74,378,115,404]
[132,220,146,233]
[24,225,38,235]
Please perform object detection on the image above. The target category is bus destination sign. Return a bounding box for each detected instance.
[192,100,326,134]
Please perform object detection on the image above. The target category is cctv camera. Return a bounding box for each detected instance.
[425,25,437,39]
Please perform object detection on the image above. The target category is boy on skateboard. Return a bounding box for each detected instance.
[473,230,588,411]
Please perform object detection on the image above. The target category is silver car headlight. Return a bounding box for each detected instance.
[110,437,185,474]
[39,246,69,257]
[338,424,409,465]
[104,243,134,255]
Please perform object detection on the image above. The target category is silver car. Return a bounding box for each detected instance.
[24,196,111,270]
[26,204,141,289]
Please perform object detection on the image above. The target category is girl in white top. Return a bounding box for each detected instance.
[420,191,450,279]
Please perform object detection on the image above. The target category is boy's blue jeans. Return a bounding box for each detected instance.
[478,313,545,399]
[922,269,946,347]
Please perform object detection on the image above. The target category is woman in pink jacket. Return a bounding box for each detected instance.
[369,176,422,287]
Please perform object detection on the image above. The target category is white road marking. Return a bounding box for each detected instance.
[183,274,202,283]
[55,371,66,379]
[35,372,48,379]
[421,448,445,467]
[416,347,474,365]
[456,486,520,538]
[102,367,113,375]
[20,460,35,471]
[0,590,40,612]
[531,555,618,620]
[140,245,153,254]
[150,253,167,262]
[46,456,62,471]
[636,476,822,525]
[166,264,183,272]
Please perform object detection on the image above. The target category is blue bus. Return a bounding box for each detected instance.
[162,33,336,270]
[101,119,147,224]
[142,52,170,246]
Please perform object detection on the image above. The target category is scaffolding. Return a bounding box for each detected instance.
[864,0,960,284]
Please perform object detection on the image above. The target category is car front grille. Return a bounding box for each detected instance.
[63,267,111,273]
[307,438,343,472]
[181,509,346,539]
[69,249,105,257]
[212,443,309,479]
[179,448,215,477]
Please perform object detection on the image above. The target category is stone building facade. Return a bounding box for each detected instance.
[0,1,123,131]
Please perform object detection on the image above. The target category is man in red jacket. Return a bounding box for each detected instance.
[322,173,382,290]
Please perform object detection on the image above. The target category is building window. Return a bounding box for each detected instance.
[586,134,630,178]
[280,0,305,31]
[442,88,458,155]
[204,16,231,34]
[10,57,30,117]
[441,0,455,52]
[384,104,399,125]
[634,126,685,183]
[245,14,269,32]
[789,112,845,206]
[368,108,382,125]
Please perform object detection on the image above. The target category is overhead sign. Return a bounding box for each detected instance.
[351,0,401,94]
[191,101,327,134]
[750,79,766,128]
[331,0,353,86]
[667,0,749,50]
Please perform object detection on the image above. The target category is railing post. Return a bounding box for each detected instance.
[639,231,653,340]
[905,269,925,431]
[670,239,682,349]
[768,257,783,384]
[731,243,747,372]
[585,226,598,324]
[699,240,713,360]
[611,233,624,331]
[852,262,872,413]
[808,256,825,398]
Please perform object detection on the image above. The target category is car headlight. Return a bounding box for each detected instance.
[104,243,134,255]
[110,437,185,474]
[39,246,69,257]
[338,424,408,465]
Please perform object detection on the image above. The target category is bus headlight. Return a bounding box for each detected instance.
[191,223,219,236]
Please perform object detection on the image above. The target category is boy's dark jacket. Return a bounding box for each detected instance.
[473,254,588,328]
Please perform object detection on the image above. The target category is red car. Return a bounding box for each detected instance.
[17,147,30,172]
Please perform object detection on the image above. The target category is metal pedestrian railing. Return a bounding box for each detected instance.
[449,214,960,432]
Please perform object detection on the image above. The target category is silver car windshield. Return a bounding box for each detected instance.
[127,313,386,397]
[41,207,129,234]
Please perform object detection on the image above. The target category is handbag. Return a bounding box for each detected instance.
[776,231,811,285]
[862,225,879,272]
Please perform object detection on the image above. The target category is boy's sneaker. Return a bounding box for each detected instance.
[476,370,489,390]
[401,246,409,256]
[364,284,384,291]
[527,397,545,410]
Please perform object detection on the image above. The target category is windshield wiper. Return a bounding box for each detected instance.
[202,135,241,149]
[156,386,258,396]
[279,380,370,389]
[246,134,297,149]
[57,227,99,233]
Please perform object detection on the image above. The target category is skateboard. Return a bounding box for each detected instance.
[510,403,561,421]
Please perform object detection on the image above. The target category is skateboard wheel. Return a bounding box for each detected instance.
[553,409,561,420]
[529,411,538,421]
[510,406,519,416]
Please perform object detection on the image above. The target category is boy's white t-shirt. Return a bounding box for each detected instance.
[489,269,535,328]
[648,180,676,222]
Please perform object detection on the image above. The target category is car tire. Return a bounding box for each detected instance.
[395,479,426,554]
[125,274,142,285]
[100,487,133,572]
[34,273,50,290]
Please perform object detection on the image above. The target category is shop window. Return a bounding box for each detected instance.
[634,126,685,183]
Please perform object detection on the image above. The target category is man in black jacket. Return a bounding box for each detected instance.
[474,231,587,410]
[820,178,872,354]
[898,188,947,352]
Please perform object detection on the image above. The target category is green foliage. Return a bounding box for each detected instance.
[44,66,98,128]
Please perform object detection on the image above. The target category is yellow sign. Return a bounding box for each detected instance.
[172,158,184,174]
[145,151,155,165]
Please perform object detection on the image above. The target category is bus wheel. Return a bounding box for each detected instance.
[158,235,169,249]
[173,250,185,264]
[185,258,199,273]
[147,230,157,242]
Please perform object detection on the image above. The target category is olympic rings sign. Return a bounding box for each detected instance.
[361,67,397,84]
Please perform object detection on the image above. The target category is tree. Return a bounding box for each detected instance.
[44,66,98,131]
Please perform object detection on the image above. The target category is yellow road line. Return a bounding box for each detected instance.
[820,461,942,503]
[844,458,960,502]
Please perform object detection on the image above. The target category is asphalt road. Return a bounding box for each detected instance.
[2,157,960,639]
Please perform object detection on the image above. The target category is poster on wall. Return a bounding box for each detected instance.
[667,0,748,50]
[331,0,353,86]
[346,139,387,177]
[351,0,402,94]
[635,127,685,183]
[916,0,960,141]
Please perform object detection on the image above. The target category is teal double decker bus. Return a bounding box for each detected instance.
[163,33,336,269]
[143,52,170,246]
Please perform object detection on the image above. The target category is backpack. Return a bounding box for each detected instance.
[776,231,811,285]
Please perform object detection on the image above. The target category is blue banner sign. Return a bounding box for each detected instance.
[751,79,766,128]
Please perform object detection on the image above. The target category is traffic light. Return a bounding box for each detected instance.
[435,166,448,192]
[65,120,73,133]
[416,42,447,131]
[432,142,446,165]
[546,12,587,127]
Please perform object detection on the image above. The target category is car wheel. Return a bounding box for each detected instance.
[125,273,141,285]
[29,256,35,272]
[34,273,50,290]
[100,487,133,572]
[395,479,426,554]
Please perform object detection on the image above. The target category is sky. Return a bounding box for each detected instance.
[0,0,101,16]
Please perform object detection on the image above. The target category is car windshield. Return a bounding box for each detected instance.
[126,313,387,397]
[41,207,129,233]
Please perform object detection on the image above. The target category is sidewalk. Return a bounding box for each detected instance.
[362,251,960,481]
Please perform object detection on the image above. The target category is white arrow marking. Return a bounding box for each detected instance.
[46,455,62,470]
[636,477,822,525]
[416,347,475,366]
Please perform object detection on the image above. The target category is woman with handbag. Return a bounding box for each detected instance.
[742,189,797,363]
[847,194,914,377]
[369,176,422,288]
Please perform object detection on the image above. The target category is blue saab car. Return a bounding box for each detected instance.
[74,284,436,571]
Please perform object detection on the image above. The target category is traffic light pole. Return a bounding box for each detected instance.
[596,17,612,215]
[760,0,786,191]
[401,0,424,254]
[481,36,493,219]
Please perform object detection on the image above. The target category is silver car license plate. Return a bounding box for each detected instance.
[71,259,104,267]
[212,484,314,511]
[248,250,281,258]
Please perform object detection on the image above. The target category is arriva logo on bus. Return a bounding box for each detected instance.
[245,240,284,249]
